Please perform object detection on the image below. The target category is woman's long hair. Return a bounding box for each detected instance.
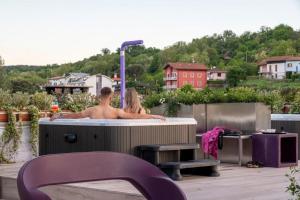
[124,88,143,113]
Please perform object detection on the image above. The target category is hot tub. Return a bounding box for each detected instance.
[39,118,197,156]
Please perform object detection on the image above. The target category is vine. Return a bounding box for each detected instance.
[27,105,39,156]
[0,107,21,163]
[286,167,300,199]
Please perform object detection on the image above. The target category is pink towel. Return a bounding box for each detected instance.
[202,127,224,159]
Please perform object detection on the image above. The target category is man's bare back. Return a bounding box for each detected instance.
[82,105,140,119]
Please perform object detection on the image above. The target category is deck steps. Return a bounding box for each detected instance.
[160,160,220,180]
[138,144,220,180]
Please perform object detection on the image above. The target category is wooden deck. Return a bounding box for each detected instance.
[0,162,298,200]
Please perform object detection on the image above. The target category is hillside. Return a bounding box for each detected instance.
[1,24,300,93]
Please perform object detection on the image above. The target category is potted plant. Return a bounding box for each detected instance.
[59,93,98,112]
[31,92,54,117]
[0,89,12,122]
[11,92,31,121]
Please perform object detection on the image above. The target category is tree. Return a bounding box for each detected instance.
[101,48,110,55]
[270,40,296,56]
[227,67,246,87]
[126,64,145,81]
[272,24,294,41]
[148,54,161,74]
[0,56,5,89]
[0,56,4,66]
[10,79,42,93]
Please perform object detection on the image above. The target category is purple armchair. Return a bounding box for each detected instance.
[17,152,187,200]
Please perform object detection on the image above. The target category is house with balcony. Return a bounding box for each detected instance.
[163,62,207,90]
[258,56,300,79]
[45,73,113,96]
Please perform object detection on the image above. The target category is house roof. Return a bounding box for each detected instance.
[164,62,207,70]
[113,77,121,81]
[258,56,300,65]
[48,76,65,80]
[208,68,227,73]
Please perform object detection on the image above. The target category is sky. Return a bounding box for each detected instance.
[0,0,300,65]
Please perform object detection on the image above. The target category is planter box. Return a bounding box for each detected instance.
[151,103,271,132]
[0,111,8,122]
[0,111,31,122]
[0,122,35,162]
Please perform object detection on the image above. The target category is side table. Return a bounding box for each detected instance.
[252,133,298,168]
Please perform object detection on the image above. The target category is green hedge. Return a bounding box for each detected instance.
[143,86,287,113]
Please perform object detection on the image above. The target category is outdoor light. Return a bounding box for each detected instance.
[120,40,144,108]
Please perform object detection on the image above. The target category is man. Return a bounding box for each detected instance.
[51,87,165,120]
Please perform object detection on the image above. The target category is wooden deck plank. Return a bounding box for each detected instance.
[0,163,299,200]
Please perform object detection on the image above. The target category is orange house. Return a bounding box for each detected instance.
[163,62,207,90]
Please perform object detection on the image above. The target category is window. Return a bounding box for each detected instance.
[198,73,202,78]
[190,72,194,78]
[288,63,293,67]
[217,73,222,77]
[183,72,187,78]
[269,65,272,72]
[275,74,277,79]
[275,65,277,72]
[198,81,202,87]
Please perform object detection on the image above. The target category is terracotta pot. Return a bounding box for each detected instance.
[19,112,30,121]
[0,111,8,122]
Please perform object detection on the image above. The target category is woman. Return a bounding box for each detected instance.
[124,88,146,114]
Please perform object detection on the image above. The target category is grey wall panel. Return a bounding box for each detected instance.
[255,103,271,130]
[206,103,266,131]
[192,104,206,132]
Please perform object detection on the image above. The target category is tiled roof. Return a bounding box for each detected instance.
[208,68,227,73]
[48,76,64,80]
[164,62,207,70]
[258,56,300,65]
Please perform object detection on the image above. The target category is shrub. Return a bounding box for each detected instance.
[11,92,30,111]
[60,93,98,112]
[206,89,228,103]
[179,84,195,93]
[280,88,298,103]
[227,67,246,87]
[290,92,300,114]
[291,74,300,82]
[286,167,300,199]
[177,90,195,105]
[227,87,258,103]
[259,90,284,113]
[165,92,180,116]
[0,89,12,110]
[111,95,120,108]
[143,87,264,109]
[142,92,165,109]
[31,92,54,111]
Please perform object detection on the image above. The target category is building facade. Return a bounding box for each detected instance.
[258,56,300,79]
[207,67,227,81]
[46,73,113,96]
[163,62,207,90]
